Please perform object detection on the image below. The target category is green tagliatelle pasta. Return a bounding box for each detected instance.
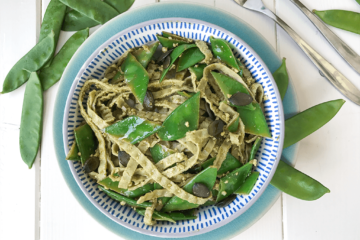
[72,32,269,225]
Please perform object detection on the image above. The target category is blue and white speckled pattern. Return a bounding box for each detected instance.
[62,19,284,238]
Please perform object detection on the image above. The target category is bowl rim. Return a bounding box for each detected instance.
[61,17,285,238]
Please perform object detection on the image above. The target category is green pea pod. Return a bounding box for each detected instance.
[62,9,98,31]
[162,166,217,212]
[270,160,330,200]
[237,103,271,138]
[121,53,149,103]
[105,116,163,144]
[249,137,262,160]
[201,152,242,176]
[74,124,96,164]
[19,72,43,169]
[59,0,118,24]
[284,99,345,149]
[227,115,239,132]
[65,141,80,161]
[157,35,188,49]
[98,186,152,208]
[210,36,240,71]
[39,0,67,66]
[272,58,289,100]
[111,71,123,84]
[159,44,197,82]
[235,172,260,195]
[177,48,205,72]
[211,72,271,137]
[40,28,89,90]
[157,92,200,141]
[314,10,360,35]
[132,42,160,68]
[162,31,192,42]
[135,208,176,223]
[169,210,197,220]
[98,177,154,198]
[211,72,255,111]
[150,143,175,163]
[216,163,252,202]
[1,31,56,94]
[177,91,195,99]
[103,0,134,13]
[188,64,206,80]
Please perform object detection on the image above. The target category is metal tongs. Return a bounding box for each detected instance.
[234,0,360,106]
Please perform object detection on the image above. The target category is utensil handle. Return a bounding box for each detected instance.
[260,10,360,105]
[290,0,360,76]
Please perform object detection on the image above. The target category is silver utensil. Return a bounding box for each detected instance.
[233,0,360,106]
[290,0,360,76]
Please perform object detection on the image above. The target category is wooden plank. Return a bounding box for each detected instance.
[276,0,360,239]
[0,1,39,240]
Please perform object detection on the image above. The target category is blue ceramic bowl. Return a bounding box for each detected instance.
[54,3,298,239]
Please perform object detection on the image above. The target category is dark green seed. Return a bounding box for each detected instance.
[118,150,131,167]
[215,194,237,208]
[157,49,173,63]
[208,120,225,137]
[143,91,155,111]
[125,94,136,108]
[83,157,100,173]
[229,92,253,106]
[192,182,210,198]
[205,102,215,121]
[163,55,171,69]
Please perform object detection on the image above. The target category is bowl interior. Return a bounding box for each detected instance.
[62,18,284,238]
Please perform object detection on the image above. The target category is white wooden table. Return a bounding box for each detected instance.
[1,0,359,239]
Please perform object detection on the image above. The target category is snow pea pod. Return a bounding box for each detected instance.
[62,9,98,31]
[1,31,56,94]
[157,35,188,49]
[98,177,154,198]
[188,64,206,80]
[270,160,330,200]
[65,142,80,161]
[284,99,345,149]
[103,0,134,13]
[74,124,96,164]
[235,172,260,195]
[210,36,240,71]
[59,0,118,25]
[40,28,89,90]
[159,44,197,82]
[177,48,205,72]
[121,53,149,104]
[135,209,176,223]
[19,72,43,169]
[150,143,175,163]
[169,210,197,220]
[105,116,163,145]
[98,186,152,208]
[272,58,288,100]
[216,163,252,202]
[314,10,360,35]
[162,166,217,212]
[201,152,242,176]
[157,92,200,141]
[132,42,160,68]
[249,137,262,160]
[211,72,271,137]
[162,31,192,42]
[39,0,66,60]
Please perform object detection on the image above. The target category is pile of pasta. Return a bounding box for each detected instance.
[77,41,264,225]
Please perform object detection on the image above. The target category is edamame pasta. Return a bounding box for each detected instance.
[67,32,271,225]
